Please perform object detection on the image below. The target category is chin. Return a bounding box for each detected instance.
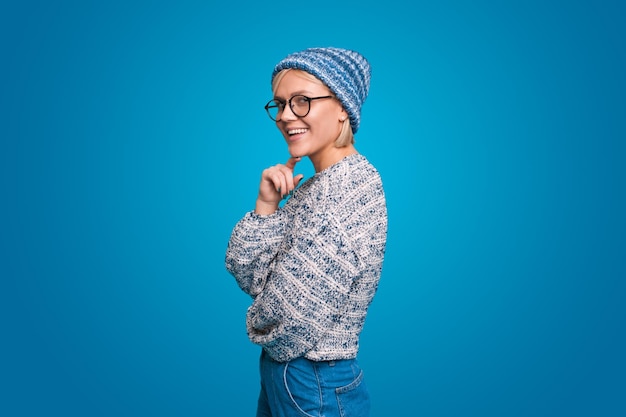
[288,144,307,158]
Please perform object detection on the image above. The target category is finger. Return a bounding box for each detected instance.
[277,165,298,194]
[261,169,279,195]
[281,174,289,197]
[261,167,277,188]
[272,171,288,197]
[284,156,302,172]
[294,173,304,188]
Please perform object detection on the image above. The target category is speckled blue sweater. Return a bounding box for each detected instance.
[225,154,387,362]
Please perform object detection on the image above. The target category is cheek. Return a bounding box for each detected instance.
[315,110,342,135]
[316,123,341,144]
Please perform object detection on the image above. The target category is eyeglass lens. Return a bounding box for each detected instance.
[266,95,311,120]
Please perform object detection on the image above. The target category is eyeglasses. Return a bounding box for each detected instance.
[264,95,334,121]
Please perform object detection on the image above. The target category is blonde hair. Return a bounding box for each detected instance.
[272,69,354,147]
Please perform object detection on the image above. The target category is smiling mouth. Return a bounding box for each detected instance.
[288,128,308,136]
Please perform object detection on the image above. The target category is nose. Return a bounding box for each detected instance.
[278,102,298,122]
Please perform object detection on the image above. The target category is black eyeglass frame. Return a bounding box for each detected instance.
[264,95,334,121]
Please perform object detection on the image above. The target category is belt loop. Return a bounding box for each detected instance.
[328,360,336,367]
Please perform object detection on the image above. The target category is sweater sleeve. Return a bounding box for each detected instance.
[225,210,287,297]
[246,209,372,361]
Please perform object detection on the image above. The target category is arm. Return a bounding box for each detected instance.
[225,156,304,296]
[225,211,286,297]
[246,211,365,359]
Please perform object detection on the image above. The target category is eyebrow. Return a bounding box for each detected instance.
[274,90,318,100]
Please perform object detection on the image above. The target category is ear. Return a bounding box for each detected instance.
[339,109,348,122]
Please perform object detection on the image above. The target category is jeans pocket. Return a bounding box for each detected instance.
[283,361,320,417]
[335,370,370,417]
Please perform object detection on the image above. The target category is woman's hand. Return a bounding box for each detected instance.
[255,156,304,215]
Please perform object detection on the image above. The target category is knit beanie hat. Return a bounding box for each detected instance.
[271,47,371,133]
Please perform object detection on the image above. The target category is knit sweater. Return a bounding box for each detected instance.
[225,154,387,362]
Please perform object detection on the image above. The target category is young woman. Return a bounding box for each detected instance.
[225,47,388,417]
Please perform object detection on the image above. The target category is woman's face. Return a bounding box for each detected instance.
[273,70,347,161]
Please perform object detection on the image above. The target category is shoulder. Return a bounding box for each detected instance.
[328,155,386,219]
[295,154,386,219]
[327,154,383,191]
[342,154,385,200]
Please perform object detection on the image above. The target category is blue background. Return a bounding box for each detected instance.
[2,1,624,416]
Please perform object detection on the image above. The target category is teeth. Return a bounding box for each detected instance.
[288,128,308,135]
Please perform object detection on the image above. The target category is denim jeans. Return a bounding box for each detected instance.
[256,350,370,417]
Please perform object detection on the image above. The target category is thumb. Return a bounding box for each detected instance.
[294,173,305,187]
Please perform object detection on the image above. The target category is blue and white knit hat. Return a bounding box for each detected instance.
[272,47,371,133]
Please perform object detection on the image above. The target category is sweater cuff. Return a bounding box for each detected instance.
[245,209,282,223]
[231,210,285,240]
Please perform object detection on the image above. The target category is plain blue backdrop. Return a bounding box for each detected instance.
[2,1,624,416]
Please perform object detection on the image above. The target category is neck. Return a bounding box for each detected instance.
[310,145,358,172]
